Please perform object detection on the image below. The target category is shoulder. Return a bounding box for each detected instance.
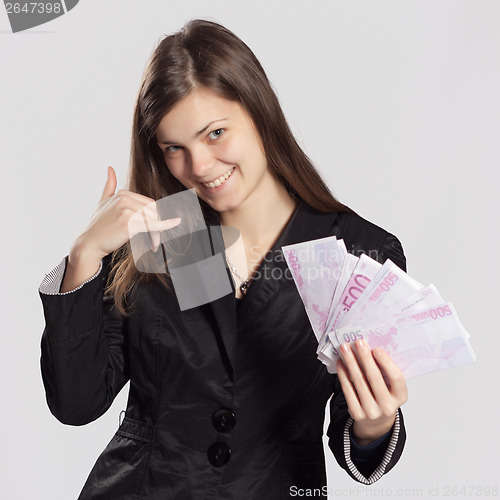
[333,211,406,272]
[292,204,407,271]
[332,211,389,248]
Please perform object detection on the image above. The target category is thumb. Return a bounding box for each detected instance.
[100,166,117,201]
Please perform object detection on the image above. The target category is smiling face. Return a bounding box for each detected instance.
[155,88,278,215]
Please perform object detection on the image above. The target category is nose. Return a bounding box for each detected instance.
[188,146,214,178]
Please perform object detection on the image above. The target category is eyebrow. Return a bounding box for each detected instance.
[157,118,228,144]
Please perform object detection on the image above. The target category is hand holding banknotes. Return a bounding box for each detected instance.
[282,235,476,380]
[337,339,407,445]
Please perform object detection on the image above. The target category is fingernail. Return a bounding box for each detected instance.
[340,343,351,354]
[356,339,366,350]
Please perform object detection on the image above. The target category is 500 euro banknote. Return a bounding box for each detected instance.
[330,303,476,379]
[282,236,347,342]
[320,259,424,367]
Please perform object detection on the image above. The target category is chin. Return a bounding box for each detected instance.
[204,197,242,216]
[193,185,237,209]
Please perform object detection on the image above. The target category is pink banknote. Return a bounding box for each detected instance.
[327,254,382,332]
[317,253,359,361]
[283,236,347,342]
[330,303,476,379]
[282,237,476,378]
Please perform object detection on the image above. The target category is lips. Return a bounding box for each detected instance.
[201,167,235,188]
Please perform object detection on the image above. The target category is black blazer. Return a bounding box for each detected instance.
[39,202,407,499]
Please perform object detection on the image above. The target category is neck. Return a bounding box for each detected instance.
[220,181,297,251]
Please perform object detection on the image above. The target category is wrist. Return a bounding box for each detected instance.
[352,414,396,447]
[70,236,106,266]
[60,239,105,293]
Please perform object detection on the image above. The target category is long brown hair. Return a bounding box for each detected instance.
[107,19,353,315]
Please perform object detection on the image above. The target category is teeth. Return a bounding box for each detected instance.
[202,167,234,188]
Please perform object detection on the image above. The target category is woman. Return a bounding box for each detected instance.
[39,19,408,499]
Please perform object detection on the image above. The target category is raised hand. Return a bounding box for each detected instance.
[336,339,408,446]
[61,166,181,292]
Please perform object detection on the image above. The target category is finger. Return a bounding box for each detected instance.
[107,195,159,228]
[128,201,158,225]
[129,215,182,241]
[150,231,161,253]
[336,358,364,420]
[352,339,392,403]
[100,166,117,201]
[137,202,160,226]
[339,343,378,411]
[116,190,159,207]
[138,207,156,252]
[145,218,181,253]
[104,188,158,210]
[145,217,182,232]
[372,347,408,404]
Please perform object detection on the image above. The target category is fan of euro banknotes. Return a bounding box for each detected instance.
[282,236,476,379]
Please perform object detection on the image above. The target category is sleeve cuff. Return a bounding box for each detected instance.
[39,256,103,295]
[343,412,401,485]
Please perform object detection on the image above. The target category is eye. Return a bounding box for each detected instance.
[164,145,182,153]
[207,128,224,140]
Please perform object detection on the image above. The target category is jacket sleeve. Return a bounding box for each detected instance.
[326,230,407,484]
[327,380,406,484]
[39,254,129,426]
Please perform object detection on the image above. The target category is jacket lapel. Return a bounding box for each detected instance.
[207,203,339,378]
[206,225,238,381]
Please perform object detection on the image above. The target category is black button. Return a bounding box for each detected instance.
[211,408,236,432]
[207,442,231,467]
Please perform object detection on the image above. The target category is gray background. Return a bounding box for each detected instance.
[1,1,499,498]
